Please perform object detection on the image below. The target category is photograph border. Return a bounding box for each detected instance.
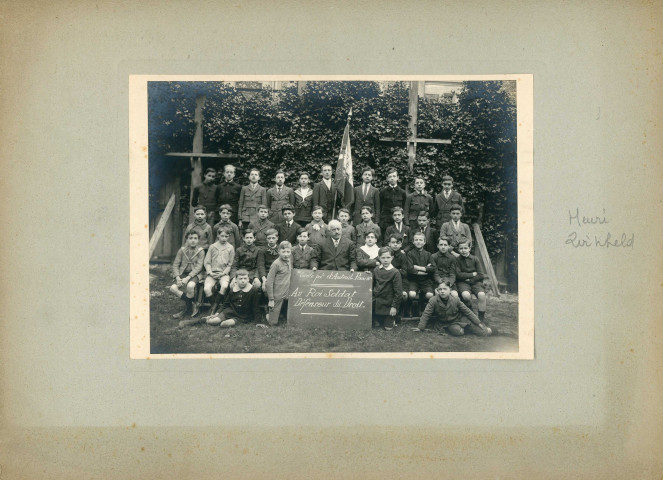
[130,74,533,359]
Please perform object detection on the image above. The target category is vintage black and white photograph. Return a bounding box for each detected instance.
[130,75,533,358]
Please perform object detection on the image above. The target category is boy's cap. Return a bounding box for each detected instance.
[281,204,295,212]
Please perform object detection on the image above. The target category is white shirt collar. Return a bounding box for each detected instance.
[379,264,394,270]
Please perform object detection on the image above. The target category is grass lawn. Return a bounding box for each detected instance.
[149,264,519,354]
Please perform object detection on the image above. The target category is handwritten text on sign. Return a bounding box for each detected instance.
[287,270,372,330]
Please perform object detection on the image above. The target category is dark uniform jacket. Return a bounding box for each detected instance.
[266,186,295,223]
[404,191,433,226]
[372,265,403,315]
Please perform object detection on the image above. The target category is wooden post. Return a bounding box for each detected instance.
[407,81,420,172]
[472,223,501,297]
[149,193,176,258]
[188,94,206,223]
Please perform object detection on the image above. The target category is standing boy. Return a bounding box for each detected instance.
[169,230,205,320]
[379,168,406,234]
[312,164,337,222]
[291,228,317,269]
[337,208,356,243]
[384,207,411,252]
[352,167,380,226]
[276,204,301,245]
[183,206,214,251]
[355,206,381,247]
[413,211,438,253]
[429,237,459,297]
[293,171,314,226]
[216,164,242,225]
[213,204,241,249]
[266,169,295,224]
[404,176,433,231]
[405,231,435,316]
[247,205,274,248]
[432,175,464,227]
[372,247,403,331]
[312,220,357,272]
[257,228,280,291]
[456,240,488,323]
[305,205,327,248]
[230,229,261,289]
[265,241,293,326]
[439,204,472,256]
[387,232,409,315]
[238,168,267,230]
[191,168,218,226]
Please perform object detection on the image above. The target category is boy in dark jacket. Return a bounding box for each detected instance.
[455,240,488,322]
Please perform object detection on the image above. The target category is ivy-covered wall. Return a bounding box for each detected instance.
[148,80,517,284]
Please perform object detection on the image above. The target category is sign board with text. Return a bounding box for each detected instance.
[287,270,372,330]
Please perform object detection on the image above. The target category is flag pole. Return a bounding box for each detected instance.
[332,108,352,221]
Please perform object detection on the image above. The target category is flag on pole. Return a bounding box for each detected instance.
[335,109,355,211]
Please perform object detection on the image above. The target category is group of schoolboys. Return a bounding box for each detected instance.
[169,163,495,336]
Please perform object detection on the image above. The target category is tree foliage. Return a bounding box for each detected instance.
[148,80,517,260]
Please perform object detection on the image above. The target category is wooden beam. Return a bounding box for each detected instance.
[166,152,243,158]
[379,137,451,145]
[188,95,206,223]
[407,80,420,172]
[149,193,176,258]
[472,223,501,297]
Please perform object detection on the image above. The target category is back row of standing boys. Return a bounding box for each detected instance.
[170,164,494,336]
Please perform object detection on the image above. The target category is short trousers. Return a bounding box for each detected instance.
[407,276,434,294]
[174,274,201,285]
[457,281,485,296]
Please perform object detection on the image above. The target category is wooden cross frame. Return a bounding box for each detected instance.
[380,81,451,172]
[164,95,244,223]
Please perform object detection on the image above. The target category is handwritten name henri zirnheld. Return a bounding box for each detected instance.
[566,207,634,249]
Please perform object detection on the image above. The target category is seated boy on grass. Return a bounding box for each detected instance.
[411,281,493,336]
[170,230,205,320]
[206,269,264,328]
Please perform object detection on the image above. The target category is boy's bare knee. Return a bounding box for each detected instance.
[461,291,471,300]
[408,291,418,299]
[425,292,434,299]
[451,291,459,297]
[477,292,486,300]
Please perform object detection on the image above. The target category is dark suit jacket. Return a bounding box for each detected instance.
[352,184,381,225]
[276,220,302,245]
[312,180,337,221]
[266,186,295,223]
[312,236,357,271]
[291,244,318,269]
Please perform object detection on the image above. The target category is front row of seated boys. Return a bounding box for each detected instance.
[169,201,495,336]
